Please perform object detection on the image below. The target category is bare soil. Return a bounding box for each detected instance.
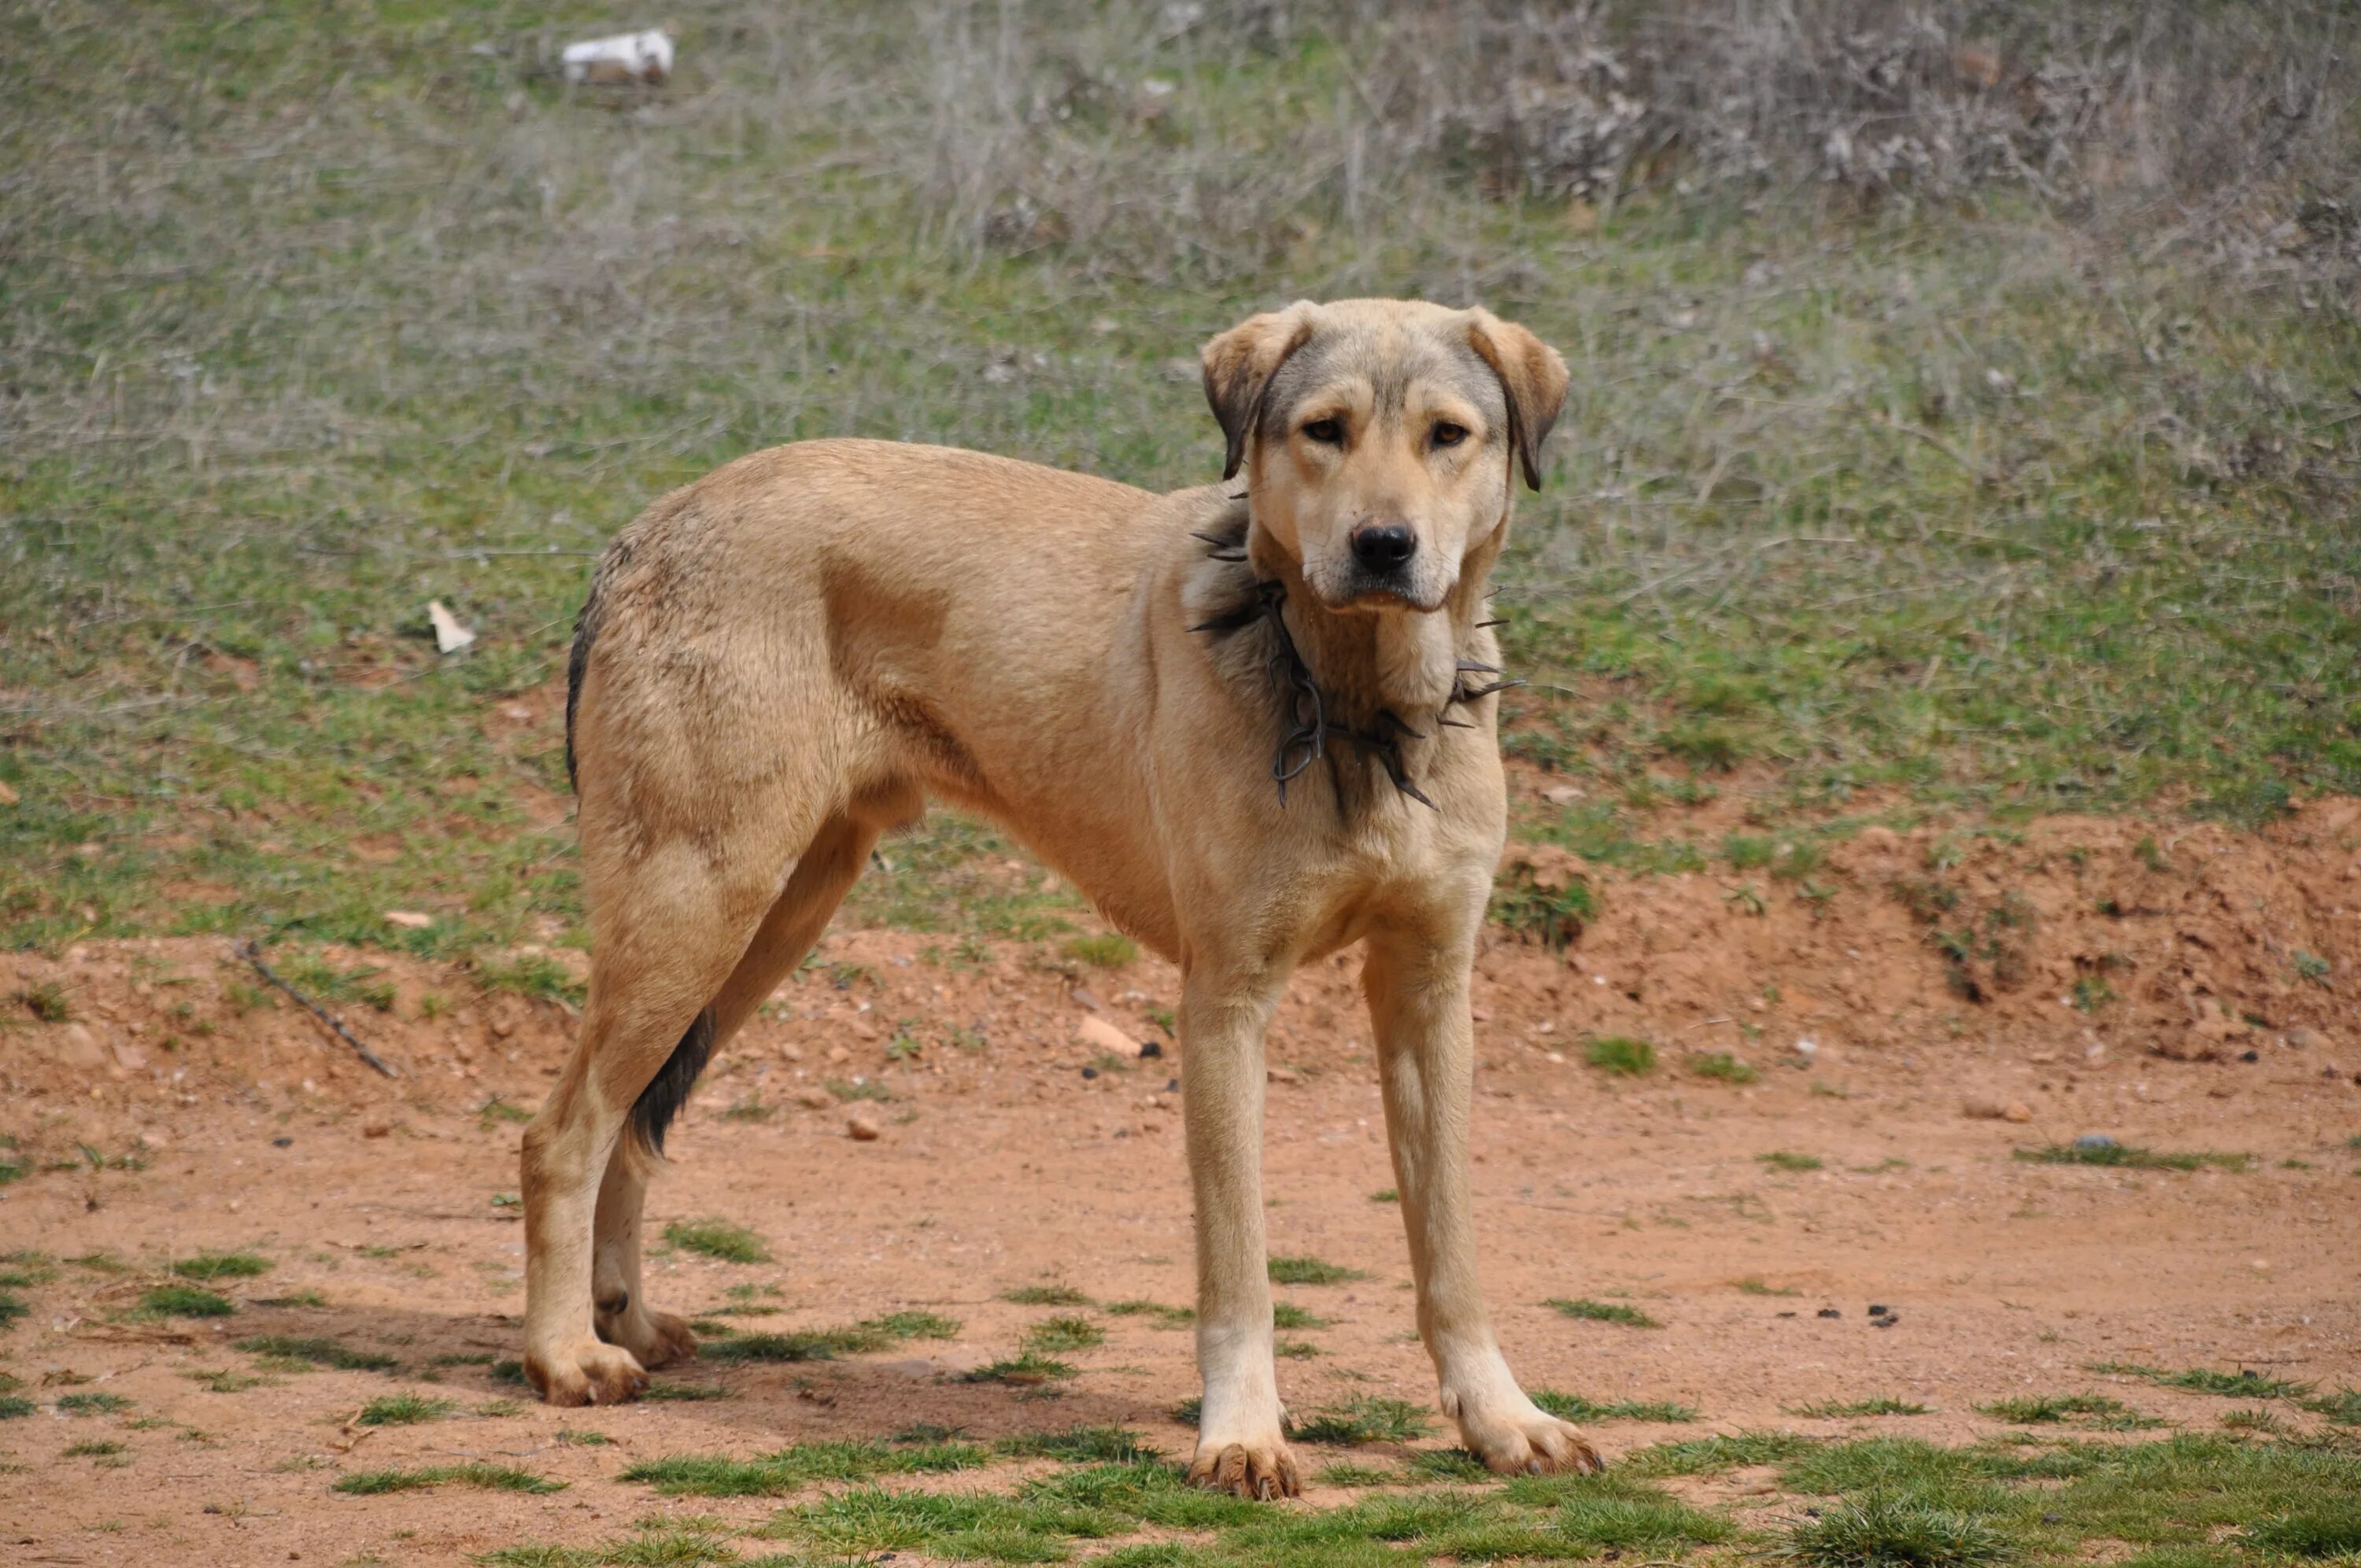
[3,795,2359,1565]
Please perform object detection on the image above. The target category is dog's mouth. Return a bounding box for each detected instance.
[1319,574,1452,615]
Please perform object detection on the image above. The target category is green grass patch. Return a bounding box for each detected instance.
[1291,1397,1432,1446]
[1105,1299,1192,1327]
[0,1395,38,1419]
[140,1284,234,1318]
[1268,1256,1365,1286]
[702,1310,958,1364]
[170,1251,270,1280]
[57,1391,132,1415]
[1773,1490,2014,1568]
[2093,1364,2312,1399]
[963,1351,1077,1386]
[2299,1388,2361,1425]
[2018,1146,2251,1172]
[2245,1503,2361,1559]
[1062,933,1139,968]
[1627,1430,1819,1475]
[356,1393,454,1426]
[1546,1296,1660,1327]
[236,1335,401,1373]
[1269,1303,1328,1330]
[334,1463,563,1495]
[661,1219,767,1264]
[1761,1151,1827,1172]
[1533,1390,1699,1422]
[1022,1315,1103,1354]
[1585,1035,1657,1075]
[1790,1397,1933,1419]
[624,1436,994,1496]
[1691,1051,1761,1083]
[1977,1393,2160,1430]
[1001,1285,1092,1307]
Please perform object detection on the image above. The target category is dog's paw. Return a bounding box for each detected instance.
[1455,1400,1605,1478]
[598,1304,698,1371]
[525,1337,648,1406]
[1188,1435,1302,1500]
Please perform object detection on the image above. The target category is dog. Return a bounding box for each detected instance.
[522,297,1600,1496]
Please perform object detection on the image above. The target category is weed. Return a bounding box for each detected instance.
[1105,1300,1192,1328]
[1546,1297,1661,1328]
[334,1463,563,1495]
[1533,1391,1699,1422]
[141,1285,234,1318]
[2017,1146,2251,1172]
[0,1396,40,1419]
[1022,1315,1104,1354]
[625,1437,992,1496]
[1761,1151,1827,1173]
[11,982,72,1022]
[1270,1303,1328,1330]
[1292,1397,1432,1445]
[185,1368,272,1393]
[1790,1398,1933,1419]
[1977,1393,2159,1429]
[1585,1035,1657,1075]
[704,1311,957,1364]
[662,1220,767,1264]
[963,1352,1077,1386]
[1268,1256,1365,1286]
[65,1439,126,1457]
[2291,950,2333,987]
[235,1335,401,1373]
[2299,1388,2361,1426]
[1628,1431,1819,1475]
[58,1392,132,1415]
[1692,1051,1761,1083]
[2244,1504,2361,1558]
[1001,1284,1092,1307]
[2093,1364,2312,1399]
[1062,933,1138,968]
[1738,1278,1803,1297]
[1369,1187,1399,1203]
[1774,1490,2014,1568]
[172,1251,270,1281]
[356,1393,453,1426]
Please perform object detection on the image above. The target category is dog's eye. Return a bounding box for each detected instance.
[1302,417,1345,445]
[1431,421,1468,448]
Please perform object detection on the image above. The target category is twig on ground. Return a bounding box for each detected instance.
[235,939,398,1078]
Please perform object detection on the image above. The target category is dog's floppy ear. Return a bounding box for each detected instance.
[1465,309,1569,492]
[1201,301,1318,481]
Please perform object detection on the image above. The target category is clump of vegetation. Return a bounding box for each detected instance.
[141,1285,235,1318]
[334,1463,564,1495]
[1760,1151,1826,1172]
[1690,1051,1761,1083]
[172,1251,270,1281]
[356,1393,454,1426]
[2093,1363,2312,1399]
[10,982,72,1022]
[1268,1256,1365,1286]
[1584,1035,1657,1075]
[1062,932,1138,968]
[1976,1393,2158,1429]
[57,1391,133,1415]
[662,1219,769,1264]
[963,1352,1077,1386]
[1790,1397,1932,1419]
[1773,1491,2013,1568]
[1533,1391,1698,1422]
[1001,1284,1092,1307]
[2018,1145,2250,1171]
[235,1335,401,1373]
[1022,1315,1103,1354]
[703,1311,958,1364]
[1292,1397,1432,1446]
[1546,1297,1661,1328]
[1491,850,1597,951]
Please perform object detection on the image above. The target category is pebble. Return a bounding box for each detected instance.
[2073,1134,2119,1152]
[797,1088,834,1110]
[845,1111,881,1142]
[1816,1307,1842,1319]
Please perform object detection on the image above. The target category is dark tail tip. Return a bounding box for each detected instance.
[629,1007,715,1160]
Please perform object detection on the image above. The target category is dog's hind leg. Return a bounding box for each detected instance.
[522,810,818,1406]
[589,811,881,1368]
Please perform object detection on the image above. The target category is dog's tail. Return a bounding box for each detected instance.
[626,1006,715,1163]
[565,530,644,794]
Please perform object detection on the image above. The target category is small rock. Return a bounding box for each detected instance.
[2003,1101,2034,1123]
[2073,1134,2118,1152]
[272,1136,293,1149]
[1071,986,1106,1013]
[1073,1014,1136,1056]
[846,1111,881,1141]
[1963,1097,2009,1120]
[1266,1065,1301,1085]
[361,1121,391,1138]
[384,910,434,930]
[1081,1067,1099,1080]
[798,1088,834,1110]
[2239,1049,2259,1063]
[1542,783,1583,806]
[1793,1037,1819,1061]
[1139,1039,1163,1060]
[2285,1028,2320,1050]
[826,1045,852,1065]
[1872,1313,1899,1328]
[1868,1304,1889,1315]
[1816,1307,1842,1319]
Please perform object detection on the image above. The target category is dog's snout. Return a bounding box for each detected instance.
[1350,522,1417,571]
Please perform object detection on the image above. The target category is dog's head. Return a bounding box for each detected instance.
[1202,298,1567,614]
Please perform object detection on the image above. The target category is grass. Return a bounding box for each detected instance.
[2016,1146,2252,1172]
[355,1393,454,1426]
[2093,1364,2315,1400]
[1691,1051,1761,1084]
[2300,1388,2361,1426]
[1267,1256,1365,1286]
[1269,1303,1328,1330]
[1774,1491,2014,1568]
[963,1352,1077,1387]
[1001,1285,1092,1307]
[1106,1299,1193,1328]
[1062,933,1138,968]
[1626,1431,1820,1475]
[57,1391,132,1415]
[1585,1035,1658,1075]
[660,1219,767,1264]
[1546,1296,1661,1328]
[139,1284,234,1318]
[1761,1151,1827,1172]
[1291,1397,1432,1445]
[1533,1390,1700,1423]
[170,1251,270,1281]
[235,1335,402,1373]
[1791,1397,1934,1419]
[1022,1315,1104,1354]
[701,1311,959,1365]
[2245,1503,2361,1558]
[334,1463,563,1496]
[1977,1393,2160,1430]
[0,1395,38,1419]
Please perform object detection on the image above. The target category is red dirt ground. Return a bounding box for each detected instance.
[2,795,2358,1564]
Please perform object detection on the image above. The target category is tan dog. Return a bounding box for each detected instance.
[523,297,1599,1495]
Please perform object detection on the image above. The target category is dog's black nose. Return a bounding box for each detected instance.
[1350,523,1417,570]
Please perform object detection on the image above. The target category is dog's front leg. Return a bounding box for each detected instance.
[1364,924,1604,1477]
[1179,964,1300,1500]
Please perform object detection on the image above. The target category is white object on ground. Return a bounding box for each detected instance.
[427,600,476,655]
[562,29,673,85]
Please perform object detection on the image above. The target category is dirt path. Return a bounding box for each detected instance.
[3,807,2359,1564]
